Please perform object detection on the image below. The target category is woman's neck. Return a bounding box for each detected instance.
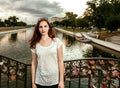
[41,35,50,41]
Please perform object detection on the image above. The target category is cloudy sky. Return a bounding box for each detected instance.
[0,0,88,24]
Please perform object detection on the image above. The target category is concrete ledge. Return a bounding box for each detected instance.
[82,33,120,52]
[0,27,32,35]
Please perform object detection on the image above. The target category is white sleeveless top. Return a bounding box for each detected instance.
[31,38,63,86]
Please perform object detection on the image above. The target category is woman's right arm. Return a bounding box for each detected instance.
[31,52,38,88]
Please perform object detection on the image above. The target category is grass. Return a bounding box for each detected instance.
[0,26,27,32]
[97,31,120,40]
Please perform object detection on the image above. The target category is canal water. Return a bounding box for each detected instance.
[0,27,93,64]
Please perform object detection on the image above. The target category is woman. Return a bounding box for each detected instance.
[29,18,64,88]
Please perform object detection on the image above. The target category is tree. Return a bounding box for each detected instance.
[75,18,89,28]
[117,14,120,28]
[64,12,78,28]
[84,0,120,30]
[8,16,19,26]
[52,21,60,27]
[1,16,27,27]
[4,19,11,26]
[65,12,78,19]
[61,19,69,28]
[0,19,5,27]
[17,21,27,26]
[105,15,120,32]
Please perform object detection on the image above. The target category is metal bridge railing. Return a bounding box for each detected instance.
[0,55,120,88]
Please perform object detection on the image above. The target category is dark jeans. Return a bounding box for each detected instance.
[37,84,58,88]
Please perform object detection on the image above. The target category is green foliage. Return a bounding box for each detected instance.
[84,0,120,31]
[0,19,5,27]
[65,12,78,19]
[0,16,27,27]
[54,12,89,29]
[64,12,78,28]
[105,15,120,31]
[75,19,89,28]
[52,21,60,27]
[59,19,70,28]
[17,21,27,26]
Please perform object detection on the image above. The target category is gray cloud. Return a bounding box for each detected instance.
[0,0,65,24]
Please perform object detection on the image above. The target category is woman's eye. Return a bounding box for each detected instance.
[39,26,42,28]
[44,25,47,27]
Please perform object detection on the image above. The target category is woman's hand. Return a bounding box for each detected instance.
[58,81,64,88]
[32,83,37,88]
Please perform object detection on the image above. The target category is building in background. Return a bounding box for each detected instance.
[50,17,64,23]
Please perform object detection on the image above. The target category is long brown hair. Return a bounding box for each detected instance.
[29,18,56,48]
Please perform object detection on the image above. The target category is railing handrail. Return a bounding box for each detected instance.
[64,57,120,62]
[0,55,31,66]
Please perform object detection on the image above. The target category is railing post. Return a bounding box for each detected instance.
[0,66,1,88]
[118,78,120,88]
[16,62,18,88]
[118,61,120,88]
[7,59,10,88]
[98,70,102,88]
[24,65,27,88]
[78,76,80,88]
[0,57,1,88]
[89,74,92,88]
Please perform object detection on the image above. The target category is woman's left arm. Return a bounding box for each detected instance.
[57,45,64,88]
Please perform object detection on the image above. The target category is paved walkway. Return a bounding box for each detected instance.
[0,27,32,35]
[105,36,120,45]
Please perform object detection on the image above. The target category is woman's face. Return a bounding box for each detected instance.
[39,21,49,36]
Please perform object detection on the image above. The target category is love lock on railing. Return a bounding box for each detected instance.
[0,55,28,88]
[64,57,120,88]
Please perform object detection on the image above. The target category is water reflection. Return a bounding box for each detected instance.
[17,32,26,42]
[64,35,75,47]
[0,36,4,41]
[0,34,10,47]
[9,33,17,42]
